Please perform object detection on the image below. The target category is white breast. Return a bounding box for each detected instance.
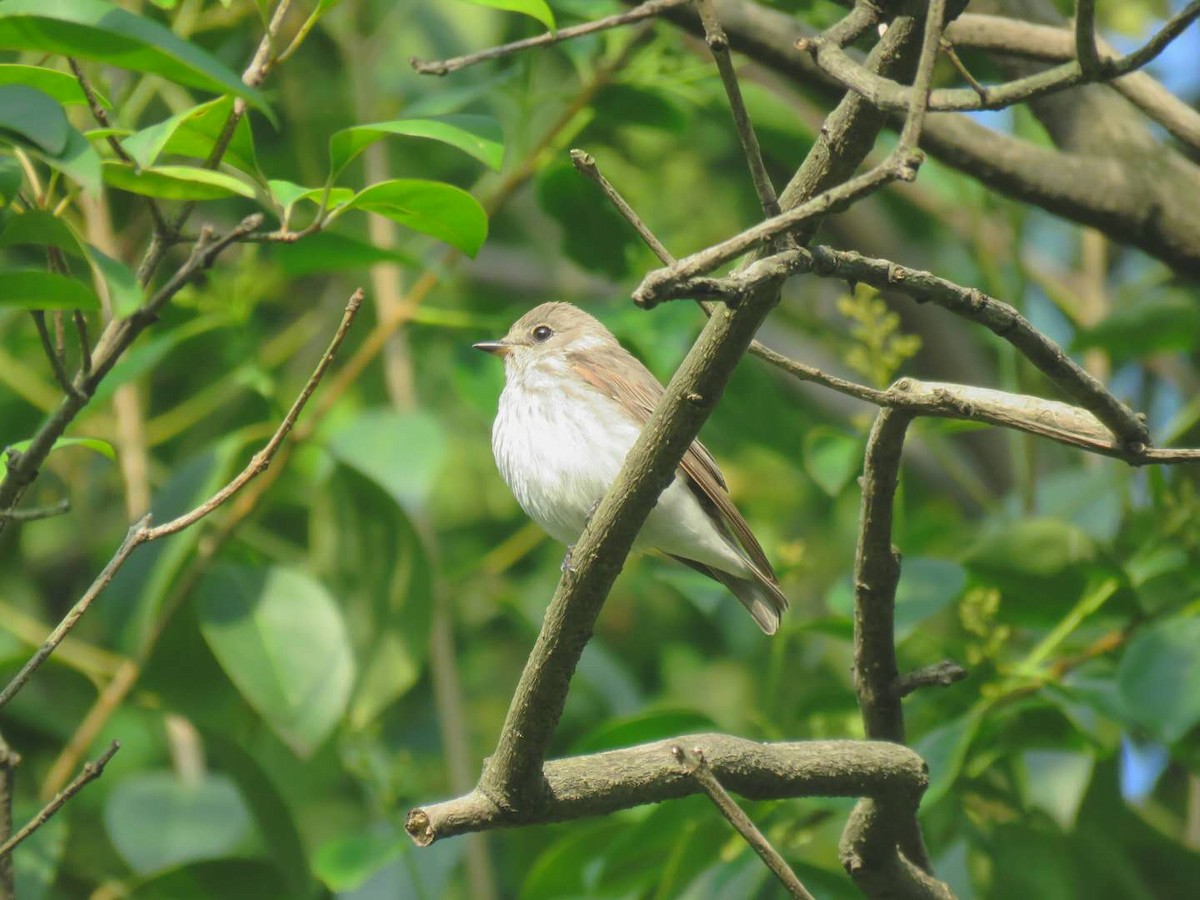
[492,359,639,546]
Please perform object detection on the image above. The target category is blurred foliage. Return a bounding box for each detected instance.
[1,0,1199,898]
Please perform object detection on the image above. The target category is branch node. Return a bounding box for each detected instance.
[895,660,968,697]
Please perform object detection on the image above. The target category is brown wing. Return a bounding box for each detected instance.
[567,345,779,583]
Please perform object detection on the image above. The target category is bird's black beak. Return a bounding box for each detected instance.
[473,340,511,357]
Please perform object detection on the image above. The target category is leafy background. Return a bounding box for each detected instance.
[1,0,1199,897]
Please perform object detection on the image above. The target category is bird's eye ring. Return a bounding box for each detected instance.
[531,324,553,342]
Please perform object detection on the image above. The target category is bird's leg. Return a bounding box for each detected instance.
[562,501,603,574]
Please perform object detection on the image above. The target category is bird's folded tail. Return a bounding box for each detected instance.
[667,555,788,635]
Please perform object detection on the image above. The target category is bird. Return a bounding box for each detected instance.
[473,301,788,634]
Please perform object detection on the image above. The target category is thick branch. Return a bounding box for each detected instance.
[799,0,1199,114]
[411,734,927,840]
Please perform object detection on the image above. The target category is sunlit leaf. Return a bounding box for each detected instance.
[455,0,555,30]
[802,426,862,496]
[124,98,260,177]
[329,115,503,177]
[0,63,109,106]
[342,179,488,257]
[0,0,270,113]
[102,162,256,199]
[313,829,405,892]
[324,409,446,508]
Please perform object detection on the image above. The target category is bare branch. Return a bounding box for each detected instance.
[0,741,119,860]
[0,499,71,523]
[896,661,968,698]
[945,13,1200,152]
[639,243,1149,448]
[410,0,689,75]
[0,290,363,709]
[671,744,816,900]
[797,0,1200,115]
[30,310,80,401]
[0,735,17,897]
[695,0,779,216]
[570,149,676,264]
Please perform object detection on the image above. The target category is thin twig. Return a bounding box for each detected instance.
[0,741,119,860]
[0,734,17,897]
[67,58,168,234]
[30,311,80,400]
[939,38,987,100]
[638,244,1150,448]
[72,310,92,376]
[410,0,689,75]
[671,744,816,900]
[1073,0,1103,79]
[0,500,71,523]
[570,149,676,264]
[0,291,363,710]
[895,661,968,698]
[695,0,779,216]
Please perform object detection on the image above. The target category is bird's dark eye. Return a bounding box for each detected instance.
[531,324,553,342]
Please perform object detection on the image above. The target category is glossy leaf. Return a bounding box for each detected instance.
[0,269,100,310]
[37,121,102,194]
[197,564,355,756]
[457,0,555,30]
[124,98,260,176]
[343,179,487,256]
[329,115,503,178]
[0,84,68,153]
[105,771,254,874]
[102,162,256,199]
[4,435,115,462]
[269,230,418,277]
[0,0,270,112]
[0,63,109,106]
[1118,615,1200,744]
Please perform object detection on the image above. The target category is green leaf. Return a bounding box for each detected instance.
[324,409,445,508]
[1021,749,1094,829]
[0,0,270,114]
[0,208,86,256]
[124,98,260,177]
[313,829,405,892]
[197,565,355,756]
[269,230,417,277]
[105,771,254,874]
[0,269,100,310]
[0,84,68,154]
[1118,615,1200,744]
[570,709,718,754]
[1074,293,1200,364]
[537,162,637,277]
[5,435,114,461]
[267,180,353,222]
[802,426,862,496]
[311,467,433,729]
[0,63,109,106]
[456,0,555,30]
[343,179,488,257]
[915,709,983,807]
[966,518,1095,578]
[0,156,22,202]
[87,245,142,316]
[205,734,314,898]
[894,557,966,640]
[329,114,504,178]
[37,122,102,194]
[124,860,287,900]
[102,162,256,200]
